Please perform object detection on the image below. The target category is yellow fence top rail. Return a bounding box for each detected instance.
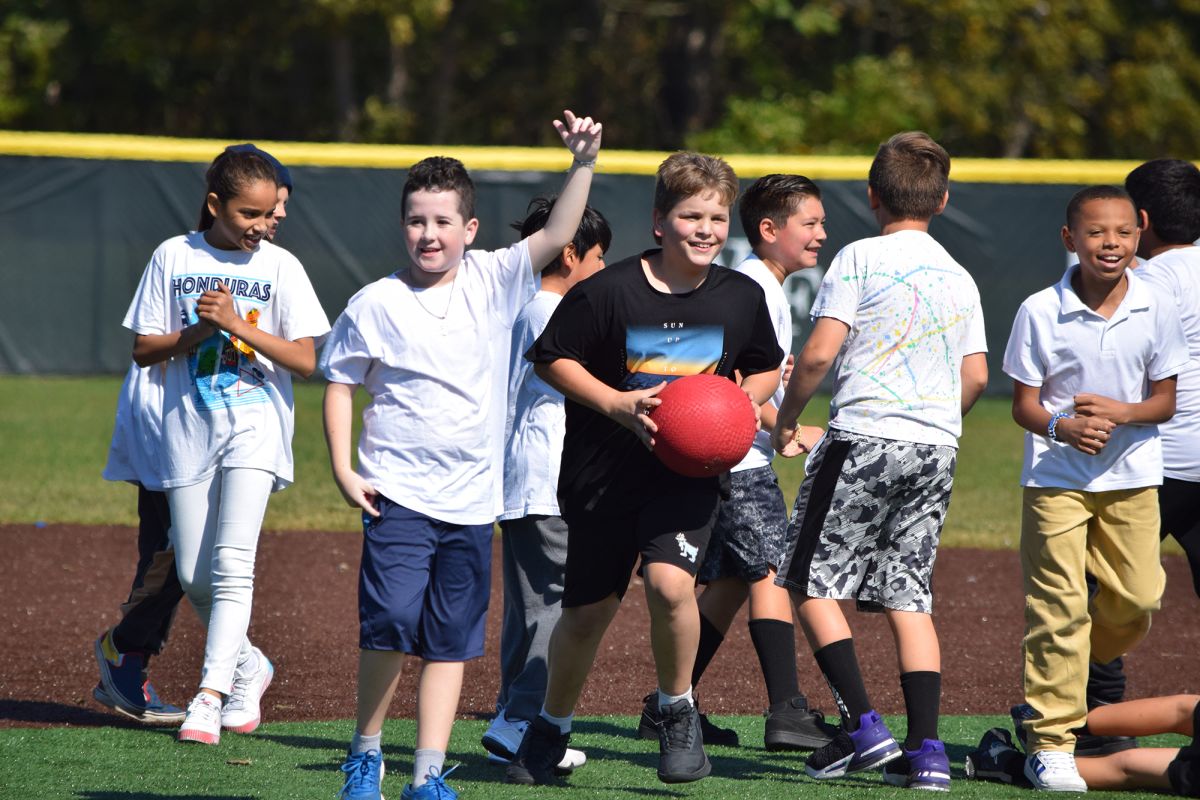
[0,130,1144,185]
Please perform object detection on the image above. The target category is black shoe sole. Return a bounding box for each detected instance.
[1076,736,1139,757]
[765,729,835,751]
[658,754,712,784]
[481,734,517,761]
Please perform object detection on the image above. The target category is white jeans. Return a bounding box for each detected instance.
[168,467,273,694]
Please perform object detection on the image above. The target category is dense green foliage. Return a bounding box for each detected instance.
[4,1,1200,157]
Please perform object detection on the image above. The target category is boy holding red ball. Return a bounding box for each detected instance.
[508,152,783,786]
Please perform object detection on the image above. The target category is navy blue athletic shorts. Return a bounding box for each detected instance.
[562,485,720,608]
[358,496,492,660]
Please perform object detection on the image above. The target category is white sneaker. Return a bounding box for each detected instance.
[222,647,274,734]
[481,710,529,759]
[179,692,222,745]
[1025,751,1088,792]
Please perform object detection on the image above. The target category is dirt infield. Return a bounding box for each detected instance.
[1,524,1196,729]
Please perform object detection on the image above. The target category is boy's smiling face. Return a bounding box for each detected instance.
[772,196,827,272]
[1063,197,1139,284]
[404,189,479,283]
[654,190,730,273]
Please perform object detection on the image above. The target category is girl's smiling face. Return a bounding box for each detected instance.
[205,179,277,252]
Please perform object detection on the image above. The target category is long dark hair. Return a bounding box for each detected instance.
[197,149,278,231]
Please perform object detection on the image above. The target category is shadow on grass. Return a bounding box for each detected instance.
[0,699,168,728]
[79,794,253,800]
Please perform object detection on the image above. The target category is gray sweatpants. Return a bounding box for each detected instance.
[496,515,569,722]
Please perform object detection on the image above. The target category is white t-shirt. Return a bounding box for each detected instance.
[125,233,331,491]
[102,361,167,491]
[499,290,565,520]
[1002,266,1190,491]
[320,240,535,526]
[812,230,987,447]
[732,256,790,471]
[1136,248,1200,481]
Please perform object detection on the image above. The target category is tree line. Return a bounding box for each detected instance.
[3,0,1199,158]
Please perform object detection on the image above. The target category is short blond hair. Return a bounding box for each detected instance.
[654,152,739,218]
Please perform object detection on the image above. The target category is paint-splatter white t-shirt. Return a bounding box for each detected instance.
[813,230,987,447]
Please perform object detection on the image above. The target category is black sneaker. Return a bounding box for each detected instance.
[656,698,712,784]
[637,692,739,746]
[764,696,839,751]
[1076,731,1139,757]
[505,717,569,786]
[1167,701,1200,798]
[965,728,1027,785]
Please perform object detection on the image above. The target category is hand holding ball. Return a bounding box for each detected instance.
[649,374,757,477]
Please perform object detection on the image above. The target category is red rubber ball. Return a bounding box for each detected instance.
[649,374,757,478]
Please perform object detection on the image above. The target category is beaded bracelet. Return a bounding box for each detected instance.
[1047,412,1071,442]
[572,157,597,169]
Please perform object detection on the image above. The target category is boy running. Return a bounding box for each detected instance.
[508,152,784,786]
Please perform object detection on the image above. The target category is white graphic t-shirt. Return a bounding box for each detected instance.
[125,233,331,491]
[813,230,987,447]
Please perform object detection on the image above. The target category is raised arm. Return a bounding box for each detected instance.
[526,110,603,271]
[773,317,849,457]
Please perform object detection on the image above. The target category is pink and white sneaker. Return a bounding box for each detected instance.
[178,692,222,745]
[222,647,274,734]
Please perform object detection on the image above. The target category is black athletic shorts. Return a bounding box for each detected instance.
[562,485,720,608]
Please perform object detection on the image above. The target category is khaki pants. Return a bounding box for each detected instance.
[1020,486,1164,752]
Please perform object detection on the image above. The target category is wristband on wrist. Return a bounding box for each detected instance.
[1047,412,1070,442]
[572,157,597,169]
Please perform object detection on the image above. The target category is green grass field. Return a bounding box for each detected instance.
[0,375,1029,548]
[0,715,1186,799]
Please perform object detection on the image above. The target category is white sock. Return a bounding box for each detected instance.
[351,730,381,755]
[538,707,573,735]
[413,748,445,787]
[658,687,694,710]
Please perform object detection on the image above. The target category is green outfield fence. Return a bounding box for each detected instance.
[0,131,1140,383]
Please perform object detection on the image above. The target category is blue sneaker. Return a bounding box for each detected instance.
[93,630,185,725]
[339,750,384,800]
[805,710,902,779]
[401,765,459,799]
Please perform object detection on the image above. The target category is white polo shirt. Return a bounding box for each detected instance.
[1003,265,1190,491]
[1137,247,1200,481]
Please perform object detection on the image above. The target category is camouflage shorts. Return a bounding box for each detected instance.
[775,429,957,614]
[698,465,788,584]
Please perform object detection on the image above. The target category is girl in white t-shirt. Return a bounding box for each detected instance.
[123,148,330,745]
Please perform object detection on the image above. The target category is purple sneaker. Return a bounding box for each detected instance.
[805,710,901,779]
[883,739,952,791]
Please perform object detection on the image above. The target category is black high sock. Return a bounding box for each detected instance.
[900,671,941,750]
[813,638,871,730]
[748,618,803,706]
[690,614,725,690]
